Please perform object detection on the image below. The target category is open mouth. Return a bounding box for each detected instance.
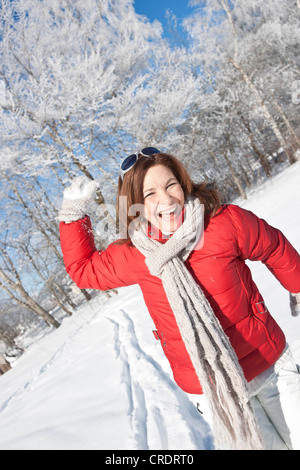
[158,207,177,219]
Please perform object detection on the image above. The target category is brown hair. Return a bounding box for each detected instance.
[116,153,220,241]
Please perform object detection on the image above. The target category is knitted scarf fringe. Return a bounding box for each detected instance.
[131,197,265,450]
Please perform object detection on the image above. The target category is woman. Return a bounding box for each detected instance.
[59,148,300,450]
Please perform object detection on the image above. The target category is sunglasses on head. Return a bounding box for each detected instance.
[120,147,160,180]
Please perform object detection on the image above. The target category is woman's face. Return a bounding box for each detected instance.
[142,164,185,233]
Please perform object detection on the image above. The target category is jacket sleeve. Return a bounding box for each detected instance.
[59,216,136,291]
[228,205,300,293]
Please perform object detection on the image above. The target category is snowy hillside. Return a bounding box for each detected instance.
[0,162,299,450]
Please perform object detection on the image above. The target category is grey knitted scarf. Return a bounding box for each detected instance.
[130,197,264,450]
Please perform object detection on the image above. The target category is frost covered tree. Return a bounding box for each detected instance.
[0,241,60,328]
[0,0,165,190]
[180,0,300,197]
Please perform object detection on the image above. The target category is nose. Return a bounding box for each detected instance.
[158,189,174,206]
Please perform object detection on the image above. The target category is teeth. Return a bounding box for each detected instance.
[158,207,176,216]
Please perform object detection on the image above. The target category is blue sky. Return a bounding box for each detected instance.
[133,0,195,33]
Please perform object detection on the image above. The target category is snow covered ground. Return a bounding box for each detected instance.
[0,161,299,451]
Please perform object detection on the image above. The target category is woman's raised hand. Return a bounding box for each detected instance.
[58,176,99,224]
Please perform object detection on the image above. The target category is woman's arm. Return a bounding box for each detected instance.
[228,204,300,294]
[60,216,135,291]
[59,176,136,291]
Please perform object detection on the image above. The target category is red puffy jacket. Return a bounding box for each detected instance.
[60,204,300,394]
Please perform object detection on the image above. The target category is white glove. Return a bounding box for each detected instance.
[290,292,300,317]
[58,176,99,224]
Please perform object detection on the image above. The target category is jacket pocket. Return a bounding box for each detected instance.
[251,301,277,351]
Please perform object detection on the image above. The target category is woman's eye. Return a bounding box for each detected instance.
[144,192,154,199]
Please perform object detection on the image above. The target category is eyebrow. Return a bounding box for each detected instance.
[143,177,178,195]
